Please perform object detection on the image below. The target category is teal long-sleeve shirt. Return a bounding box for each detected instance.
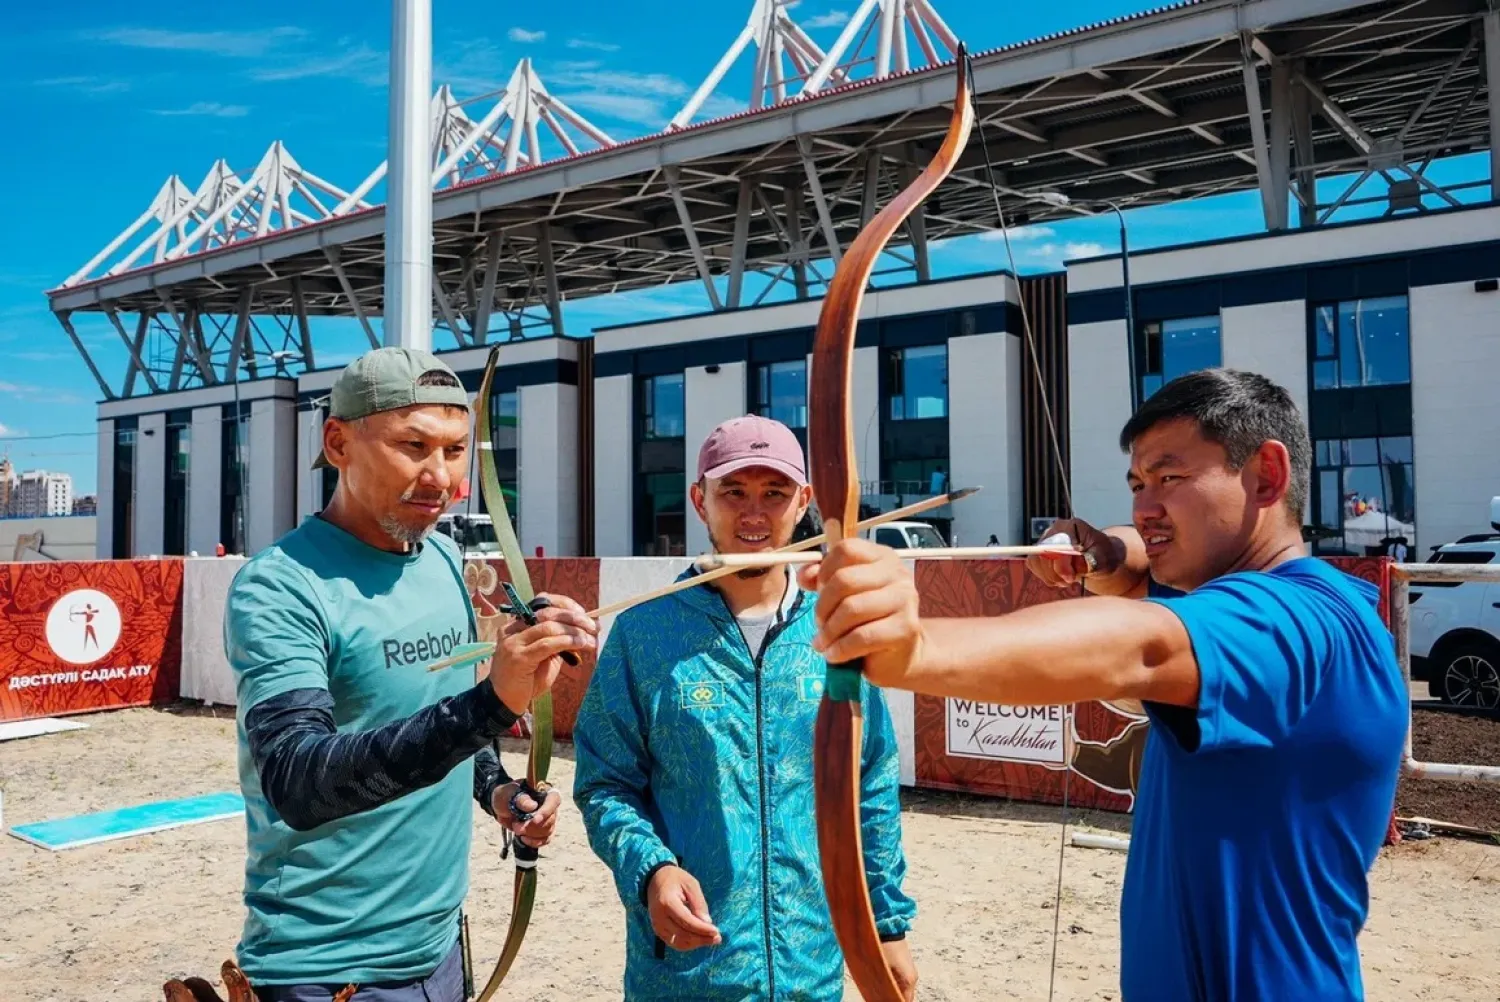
[572,568,916,1001]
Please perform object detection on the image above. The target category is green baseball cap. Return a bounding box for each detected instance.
[311,347,471,469]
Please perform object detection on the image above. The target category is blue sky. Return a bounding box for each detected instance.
[0,0,1488,494]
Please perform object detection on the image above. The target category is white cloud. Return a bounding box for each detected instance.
[88,25,386,87]
[250,43,386,86]
[804,11,852,29]
[566,38,621,52]
[1016,241,1108,267]
[0,382,86,405]
[558,92,668,128]
[694,94,745,120]
[435,37,512,93]
[87,26,306,58]
[549,67,687,97]
[976,225,1055,242]
[35,75,130,95]
[508,27,546,43]
[1062,241,1107,258]
[0,423,14,437]
[153,101,250,118]
[548,67,695,128]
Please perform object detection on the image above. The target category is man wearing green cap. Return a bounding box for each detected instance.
[221,347,599,1001]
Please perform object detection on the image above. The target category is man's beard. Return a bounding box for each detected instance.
[378,514,434,547]
[378,487,448,546]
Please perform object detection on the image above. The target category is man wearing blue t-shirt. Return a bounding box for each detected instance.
[215,348,599,1002]
[799,368,1407,1001]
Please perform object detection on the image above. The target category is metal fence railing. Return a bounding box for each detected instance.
[1391,561,1500,783]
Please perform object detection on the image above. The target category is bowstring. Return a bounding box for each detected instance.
[965,51,1074,1002]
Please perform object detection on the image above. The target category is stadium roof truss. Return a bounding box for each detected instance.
[46,0,1500,399]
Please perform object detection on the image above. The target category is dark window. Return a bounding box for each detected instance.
[1430,549,1497,565]
[487,390,520,535]
[752,358,808,453]
[112,417,137,559]
[221,402,250,555]
[163,410,191,556]
[878,345,950,537]
[635,373,685,556]
[1306,295,1415,556]
[1310,435,1415,556]
[1311,296,1410,390]
[1138,314,1221,402]
[888,344,947,421]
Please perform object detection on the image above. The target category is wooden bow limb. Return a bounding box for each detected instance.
[806,45,976,1002]
[587,486,981,619]
[695,543,1073,570]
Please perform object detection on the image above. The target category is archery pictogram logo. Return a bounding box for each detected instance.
[44,589,123,666]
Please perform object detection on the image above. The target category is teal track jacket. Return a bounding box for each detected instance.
[572,567,916,1001]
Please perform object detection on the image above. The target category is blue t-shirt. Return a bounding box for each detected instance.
[1120,557,1406,1001]
[223,515,477,985]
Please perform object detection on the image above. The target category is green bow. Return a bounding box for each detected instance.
[471,343,554,1002]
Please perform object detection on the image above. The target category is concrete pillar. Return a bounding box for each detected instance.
[1066,319,1134,529]
[519,382,580,556]
[1220,302,1309,417]
[684,361,748,556]
[188,406,223,555]
[134,412,167,557]
[593,374,633,557]
[296,403,324,524]
[247,397,297,554]
[948,332,1023,545]
[851,346,881,486]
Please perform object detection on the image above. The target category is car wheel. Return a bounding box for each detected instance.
[1439,641,1500,709]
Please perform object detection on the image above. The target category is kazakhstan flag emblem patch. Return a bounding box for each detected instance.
[798,676,826,702]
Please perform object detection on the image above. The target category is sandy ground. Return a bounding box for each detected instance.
[1,704,1498,1002]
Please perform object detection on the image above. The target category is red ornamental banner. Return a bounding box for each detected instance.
[0,560,184,723]
[464,557,601,740]
[909,556,1393,814]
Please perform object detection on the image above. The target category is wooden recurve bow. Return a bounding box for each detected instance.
[469,343,570,1002]
[806,46,974,1002]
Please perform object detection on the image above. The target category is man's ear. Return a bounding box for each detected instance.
[322,417,366,472]
[689,479,708,523]
[322,419,349,471]
[796,484,814,521]
[1250,440,1292,511]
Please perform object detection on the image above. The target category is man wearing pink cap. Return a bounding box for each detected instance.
[573,414,918,1001]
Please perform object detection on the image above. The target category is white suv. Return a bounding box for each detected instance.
[1408,511,1500,709]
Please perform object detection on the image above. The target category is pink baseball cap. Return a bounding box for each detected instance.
[697,415,807,485]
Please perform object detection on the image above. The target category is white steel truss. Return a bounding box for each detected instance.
[335,60,616,213]
[62,144,369,288]
[671,0,961,129]
[802,0,960,95]
[671,0,843,128]
[46,0,1499,402]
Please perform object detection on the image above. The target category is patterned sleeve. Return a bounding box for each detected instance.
[857,681,918,938]
[571,620,678,909]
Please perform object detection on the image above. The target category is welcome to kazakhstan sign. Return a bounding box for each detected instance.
[946,699,1067,766]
